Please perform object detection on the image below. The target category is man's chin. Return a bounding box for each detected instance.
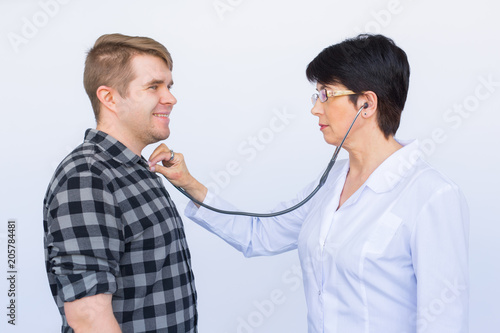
[153,131,170,143]
[143,132,170,147]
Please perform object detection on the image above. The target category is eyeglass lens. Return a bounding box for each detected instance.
[311,89,328,105]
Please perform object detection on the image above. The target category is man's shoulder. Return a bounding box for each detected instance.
[56,141,109,177]
[45,141,115,201]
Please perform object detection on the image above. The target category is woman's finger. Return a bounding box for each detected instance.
[148,144,174,167]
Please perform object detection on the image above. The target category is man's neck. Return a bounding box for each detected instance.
[96,124,144,156]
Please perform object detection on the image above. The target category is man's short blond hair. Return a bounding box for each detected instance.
[83,33,173,120]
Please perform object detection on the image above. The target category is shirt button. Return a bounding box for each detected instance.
[318,290,322,296]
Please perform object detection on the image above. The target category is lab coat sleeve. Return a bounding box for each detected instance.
[411,183,469,333]
[184,181,316,257]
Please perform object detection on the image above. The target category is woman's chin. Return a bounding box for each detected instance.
[322,135,340,146]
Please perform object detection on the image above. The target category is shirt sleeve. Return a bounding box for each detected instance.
[184,180,318,257]
[45,170,124,302]
[411,183,469,333]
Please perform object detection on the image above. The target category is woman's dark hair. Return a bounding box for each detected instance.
[306,34,410,138]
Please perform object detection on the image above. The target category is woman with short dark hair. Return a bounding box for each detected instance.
[150,34,469,333]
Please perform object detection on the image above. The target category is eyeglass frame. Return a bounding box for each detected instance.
[311,89,358,105]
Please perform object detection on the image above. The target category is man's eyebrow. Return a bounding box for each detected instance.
[144,79,165,86]
[144,78,174,86]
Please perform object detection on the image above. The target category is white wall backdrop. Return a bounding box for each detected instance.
[0,0,498,332]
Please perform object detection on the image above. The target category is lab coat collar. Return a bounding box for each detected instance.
[363,139,422,194]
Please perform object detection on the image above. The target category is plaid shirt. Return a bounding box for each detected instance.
[43,129,197,333]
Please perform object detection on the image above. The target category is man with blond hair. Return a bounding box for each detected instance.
[43,33,197,332]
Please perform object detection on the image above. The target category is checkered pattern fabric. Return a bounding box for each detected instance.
[43,129,197,332]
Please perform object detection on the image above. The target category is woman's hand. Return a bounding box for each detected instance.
[148,143,208,205]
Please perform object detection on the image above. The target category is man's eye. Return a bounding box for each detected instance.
[149,85,158,90]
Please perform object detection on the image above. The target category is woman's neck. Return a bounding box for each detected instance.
[345,132,402,180]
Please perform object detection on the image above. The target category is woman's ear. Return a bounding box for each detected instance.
[359,91,378,118]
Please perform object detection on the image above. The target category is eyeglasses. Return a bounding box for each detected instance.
[311,89,357,105]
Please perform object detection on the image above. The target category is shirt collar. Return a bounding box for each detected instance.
[84,128,144,167]
[363,139,422,193]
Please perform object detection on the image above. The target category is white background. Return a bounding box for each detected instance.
[0,0,499,332]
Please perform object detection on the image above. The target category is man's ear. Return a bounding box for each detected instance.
[96,85,118,113]
[359,91,378,118]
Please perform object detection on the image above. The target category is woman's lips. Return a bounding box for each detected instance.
[319,124,328,131]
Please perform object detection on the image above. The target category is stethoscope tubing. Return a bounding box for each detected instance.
[167,104,366,217]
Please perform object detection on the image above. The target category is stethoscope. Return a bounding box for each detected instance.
[167,103,368,217]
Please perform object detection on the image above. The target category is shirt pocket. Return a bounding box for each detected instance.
[363,212,403,255]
